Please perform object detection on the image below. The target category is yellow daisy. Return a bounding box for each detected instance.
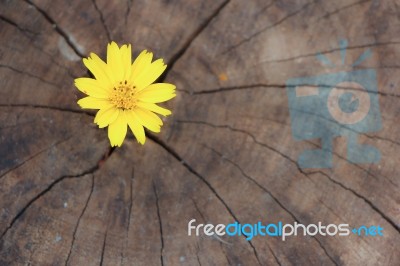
[75,42,176,147]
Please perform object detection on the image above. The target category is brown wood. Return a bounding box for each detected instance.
[0,0,399,265]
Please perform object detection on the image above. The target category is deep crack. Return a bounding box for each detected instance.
[0,16,77,79]
[190,83,400,98]
[160,0,230,80]
[91,0,111,42]
[99,227,108,266]
[65,174,95,266]
[0,145,113,240]
[222,0,318,55]
[153,181,164,266]
[316,0,372,22]
[120,167,135,265]
[147,134,263,265]
[0,104,94,117]
[205,145,339,265]
[0,14,38,35]
[24,0,85,58]
[314,171,400,233]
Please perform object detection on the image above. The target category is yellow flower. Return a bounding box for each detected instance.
[75,42,176,147]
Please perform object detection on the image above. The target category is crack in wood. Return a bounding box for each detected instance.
[232,106,400,187]
[125,0,133,25]
[120,167,135,266]
[65,174,95,266]
[0,64,60,88]
[260,41,400,65]
[319,142,398,188]
[0,135,74,180]
[316,0,372,22]
[192,83,286,94]
[152,181,165,266]
[178,120,400,234]
[205,145,339,266]
[222,0,319,55]
[99,227,108,266]
[184,86,400,160]
[160,0,230,80]
[147,134,263,265]
[254,0,276,18]
[177,119,398,188]
[248,241,262,265]
[191,83,400,98]
[177,120,310,178]
[24,0,86,58]
[364,134,400,147]
[276,105,400,152]
[313,237,339,266]
[1,0,398,263]
[91,0,111,42]
[195,246,202,266]
[0,14,38,35]
[0,146,113,240]
[220,242,232,264]
[375,65,400,69]
[0,17,77,79]
[191,198,207,223]
[267,244,282,266]
[314,171,400,233]
[0,104,93,117]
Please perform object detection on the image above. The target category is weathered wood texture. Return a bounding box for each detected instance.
[0,0,399,265]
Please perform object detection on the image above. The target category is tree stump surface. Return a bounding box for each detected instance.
[0,0,399,265]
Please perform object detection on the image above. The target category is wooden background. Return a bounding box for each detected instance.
[0,0,399,265]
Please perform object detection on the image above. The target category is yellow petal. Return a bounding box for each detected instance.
[121,44,132,81]
[94,107,120,128]
[83,53,113,88]
[107,41,124,83]
[137,102,172,116]
[133,109,161,132]
[138,83,176,103]
[75,78,110,98]
[135,59,167,91]
[77,97,111,109]
[130,50,153,83]
[108,112,127,147]
[125,110,146,144]
[136,108,163,126]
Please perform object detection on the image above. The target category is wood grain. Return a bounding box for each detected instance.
[0,0,399,265]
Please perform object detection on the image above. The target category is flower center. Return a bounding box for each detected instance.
[109,80,137,110]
